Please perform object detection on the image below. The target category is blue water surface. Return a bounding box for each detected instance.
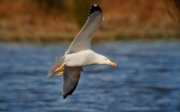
[0,41,180,112]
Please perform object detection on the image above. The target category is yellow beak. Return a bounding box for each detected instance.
[109,62,116,67]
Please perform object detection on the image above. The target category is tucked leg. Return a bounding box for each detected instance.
[56,71,64,76]
[54,63,65,72]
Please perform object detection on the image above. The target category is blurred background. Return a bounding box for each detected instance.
[0,0,179,43]
[0,0,180,112]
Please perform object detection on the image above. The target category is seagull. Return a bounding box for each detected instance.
[47,4,116,99]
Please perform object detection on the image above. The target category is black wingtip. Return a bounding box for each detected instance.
[63,95,67,99]
[62,82,79,99]
[88,4,102,17]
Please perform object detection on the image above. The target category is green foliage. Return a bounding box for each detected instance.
[73,0,99,28]
[31,0,66,13]
[30,0,99,28]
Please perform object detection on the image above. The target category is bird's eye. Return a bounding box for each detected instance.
[105,58,107,60]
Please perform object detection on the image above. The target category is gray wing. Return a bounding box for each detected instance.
[65,4,104,55]
[62,66,83,99]
[47,56,64,78]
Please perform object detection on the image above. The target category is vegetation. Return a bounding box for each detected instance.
[0,0,179,43]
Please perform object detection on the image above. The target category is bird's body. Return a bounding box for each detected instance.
[64,50,110,67]
[47,4,116,99]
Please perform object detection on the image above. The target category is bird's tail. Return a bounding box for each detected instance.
[47,56,65,78]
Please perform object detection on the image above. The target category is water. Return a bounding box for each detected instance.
[0,41,180,112]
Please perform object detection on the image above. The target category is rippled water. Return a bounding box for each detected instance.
[0,41,180,112]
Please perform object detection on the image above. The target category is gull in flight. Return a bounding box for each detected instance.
[47,4,116,99]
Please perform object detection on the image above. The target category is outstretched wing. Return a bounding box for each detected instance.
[62,66,83,99]
[65,4,104,55]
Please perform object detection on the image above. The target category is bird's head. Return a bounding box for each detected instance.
[104,57,116,67]
[98,55,116,67]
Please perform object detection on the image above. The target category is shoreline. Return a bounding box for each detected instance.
[0,0,179,43]
[0,32,179,44]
